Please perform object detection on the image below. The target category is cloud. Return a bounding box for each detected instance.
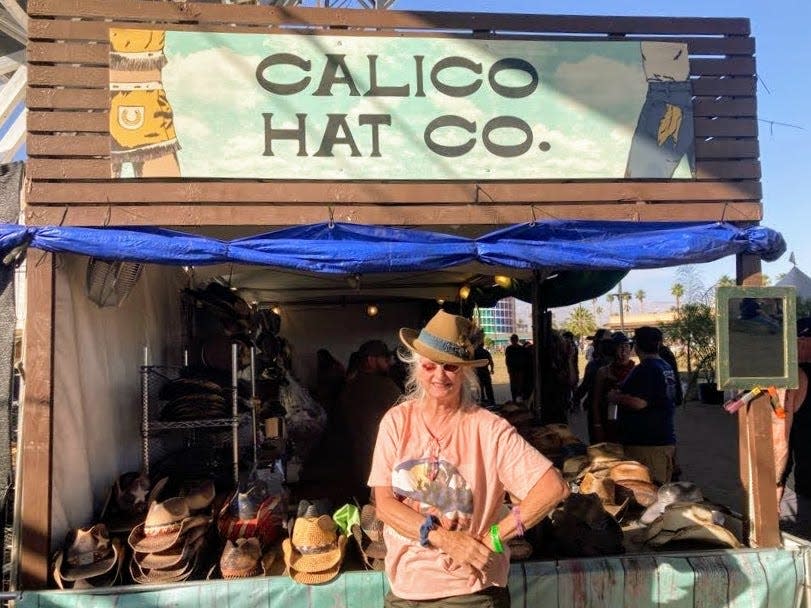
[552,55,646,116]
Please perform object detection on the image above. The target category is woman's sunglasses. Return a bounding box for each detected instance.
[420,361,461,373]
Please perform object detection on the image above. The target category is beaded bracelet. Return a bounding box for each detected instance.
[490,524,504,554]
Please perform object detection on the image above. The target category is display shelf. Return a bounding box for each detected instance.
[147,418,239,432]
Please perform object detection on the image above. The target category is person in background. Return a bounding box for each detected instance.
[561,331,580,412]
[369,310,569,608]
[574,329,611,415]
[338,339,403,501]
[473,332,496,407]
[590,332,636,443]
[777,318,811,539]
[607,326,677,484]
[505,334,526,403]
[658,342,684,407]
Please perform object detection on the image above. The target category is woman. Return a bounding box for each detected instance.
[368,311,569,607]
[590,332,636,444]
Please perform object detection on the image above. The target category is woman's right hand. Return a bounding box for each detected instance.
[433,528,493,580]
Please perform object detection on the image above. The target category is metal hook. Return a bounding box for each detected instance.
[328,206,335,229]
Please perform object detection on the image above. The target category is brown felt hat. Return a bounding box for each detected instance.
[400,310,488,366]
[645,502,741,549]
[614,479,658,508]
[608,461,653,484]
[56,524,120,582]
[53,535,123,589]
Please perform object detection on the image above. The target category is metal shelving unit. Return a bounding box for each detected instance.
[140,345,240,484]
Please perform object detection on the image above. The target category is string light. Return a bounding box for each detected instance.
[494,275,512,288]
[271,305,281,315]
[459,285,471,300]
[366,304,379,317]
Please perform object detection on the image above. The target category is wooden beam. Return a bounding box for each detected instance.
[736,252,781,548]
[23,201,762,226]
[0,0,27,32]
[0,50,24,75]
[24,179,763,205]
[17,252,54,589]
[0,108,25,162]
[0,65,24,125]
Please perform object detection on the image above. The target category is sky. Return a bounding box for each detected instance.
[393,0,811,316]
[4,0,807,318]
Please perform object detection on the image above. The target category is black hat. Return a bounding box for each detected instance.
[610,332,630,344]
[587,329,610,342]
[358,340,390,358]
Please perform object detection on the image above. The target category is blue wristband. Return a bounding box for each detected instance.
[419,515,439,547]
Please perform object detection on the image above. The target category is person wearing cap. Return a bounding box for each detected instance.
[607,326,678,484]
[338,339,403,501]
[369,311,569,607]
[590,332,636,443]
[777,318,811,538]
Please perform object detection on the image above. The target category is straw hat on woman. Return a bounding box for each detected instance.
[368,310,570,607]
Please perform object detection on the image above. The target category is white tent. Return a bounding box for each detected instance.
[776,265,811,299]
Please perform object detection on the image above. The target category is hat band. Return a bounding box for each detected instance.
[296,540,338,555]
[417,330,468,359]
[66,548,112,567]
[144,521,183,536]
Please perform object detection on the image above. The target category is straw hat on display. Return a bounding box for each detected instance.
[282,513,347,584]
[351,504,386,570]
[128,497,210,554]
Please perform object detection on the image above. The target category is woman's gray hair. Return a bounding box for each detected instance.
[397,347,479,407]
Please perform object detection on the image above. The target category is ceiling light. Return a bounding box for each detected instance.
[494,275,512,288]
[271,305,281,315]
[459,285,471,300]
[366,304,379,317]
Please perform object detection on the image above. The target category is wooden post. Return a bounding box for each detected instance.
[532,270,544,421]
[736,252,781,547]
[16,251,54,589]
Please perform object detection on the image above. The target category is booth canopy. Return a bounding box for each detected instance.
[0,220,785,305]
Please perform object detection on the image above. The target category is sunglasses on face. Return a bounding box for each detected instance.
[420,361,461,373]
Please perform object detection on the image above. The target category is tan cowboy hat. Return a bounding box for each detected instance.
[578,473,629,519]
[56,524,120,582]
[53,535,123,589]
[399,310,488,366]
[645,502,741,549]
[133,525,207,570]
[587,442,624,463]
[562,455,589,481]
[287,561,342,585]
[282,514,347,574]
[128,497,210,554]
[614,479,658,508]
[129,535,205,585]
[608,461,652,484]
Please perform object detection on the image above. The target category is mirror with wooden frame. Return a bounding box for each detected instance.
[716,286,798,390]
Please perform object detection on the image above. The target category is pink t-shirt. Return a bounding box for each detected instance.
[367,400,553,600]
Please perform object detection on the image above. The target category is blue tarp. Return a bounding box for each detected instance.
[0,221,786,274]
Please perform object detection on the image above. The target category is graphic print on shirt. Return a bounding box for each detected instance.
[392,458,474,530]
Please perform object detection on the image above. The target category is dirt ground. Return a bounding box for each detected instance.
[488,353,744,514]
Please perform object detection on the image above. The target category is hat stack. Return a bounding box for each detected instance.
[577,460,656,520]
[217,480,285,549]
[53,524,124,589]
[128,497,211,584]
[158,377,230,422]
[351,504,386,571]
[283,510,347,585]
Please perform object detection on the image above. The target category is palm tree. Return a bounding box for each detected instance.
[635,289,646,313]
[623,293,632,313]
[606,293,615,316]
[564,305,597,338]
[671,283,685,312]
[717,275,735,287]
[761,274,771,286]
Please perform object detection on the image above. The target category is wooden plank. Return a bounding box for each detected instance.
[690,57,756,76]
[747,394,781,548]
[27,41,110,65]
[695,160,760,180]
[27,88,109,111]
[693,98,757,118]
[22,202,763,228]
[653,556,694,608]
[27,0,751,36]
[622,555,659,605]
[27,111,108,133]
[692,77,757,97]
[723,551,769,608]
[18,252,54,590]
[521,561,559,608]
[695,139,759,160]
[694,118,758,138]
[688,555,729,607]
[27,20,756,56]
[27,65,108,88]
[27,134,111,157]
[23,178,763,204]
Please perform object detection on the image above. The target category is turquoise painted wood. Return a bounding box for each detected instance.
[16,549,808,608]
